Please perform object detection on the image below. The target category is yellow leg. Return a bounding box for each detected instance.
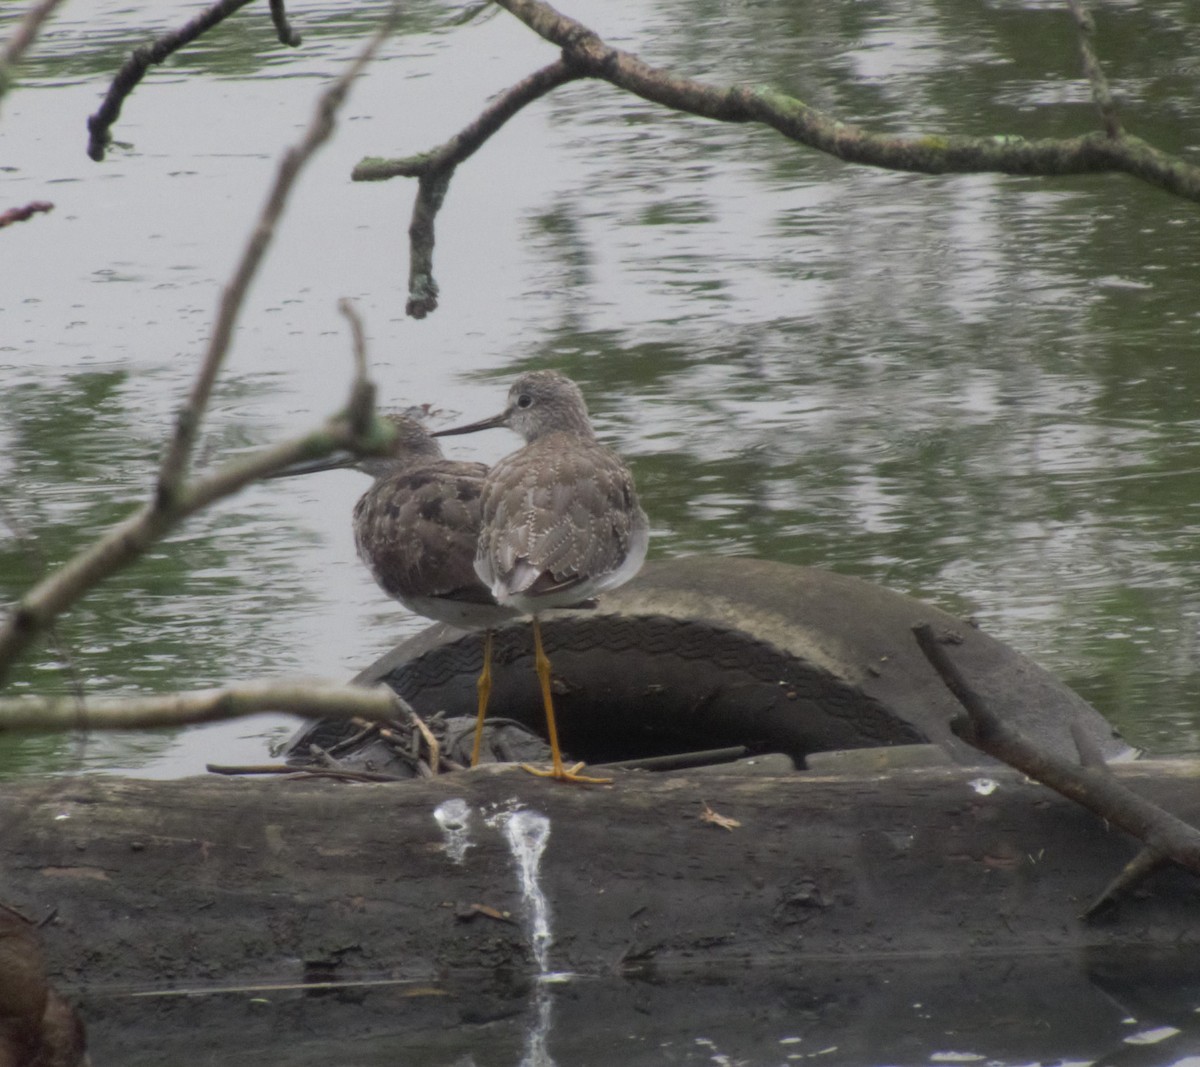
[470,630,493,768]
[522,617,611,785]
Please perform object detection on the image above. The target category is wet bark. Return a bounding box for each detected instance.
[10,760,1198,990]
[5,760,1194,1062]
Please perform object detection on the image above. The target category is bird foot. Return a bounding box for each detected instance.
[520,761,612,785]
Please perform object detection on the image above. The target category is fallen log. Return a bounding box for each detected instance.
[9,558,1178,1062]
[4,756,1197,1063]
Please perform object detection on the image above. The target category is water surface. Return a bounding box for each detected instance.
[2,3,1200,767]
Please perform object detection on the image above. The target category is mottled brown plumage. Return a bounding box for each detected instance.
[479,431,646,607]
[436,371,649,612]
[271,413,516,770]
[271,414,516,629]
[434,370,649,783]
[352,454,502,627]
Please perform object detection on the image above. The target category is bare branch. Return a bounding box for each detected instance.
[0,200,52,228]
[0,408,396,685]
[0,680,408,731]
[175,412,394,515]
[353,58,580,183]
[913,623,1200,885]
[337,298,376,434]
[208,762,409,783]
[352,59,581,318]
[1066,0,1121,139]
[0,0,64,71]
[483,0,1200,196]
[268,0,301,48]
[339,298,368,382]
[365,0,1199,318]
[0,13,402,685]
[86,0,257,162]
[2,1,63,266]
[155,12,396,499]
[85,0,308,160]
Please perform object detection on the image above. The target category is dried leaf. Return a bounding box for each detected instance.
[700,801,740,832]
[456,902,517,925]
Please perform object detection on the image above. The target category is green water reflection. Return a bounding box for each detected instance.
[3,0,1200,774]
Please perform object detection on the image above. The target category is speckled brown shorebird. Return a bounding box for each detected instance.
[434,370,650,785]
[270,414,518,766]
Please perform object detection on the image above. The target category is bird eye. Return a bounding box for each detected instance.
[516,393,533,408]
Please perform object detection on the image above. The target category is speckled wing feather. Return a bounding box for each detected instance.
[352,459,495,606]
[478,433,644,600]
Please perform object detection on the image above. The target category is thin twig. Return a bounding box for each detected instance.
[0,11,400,685]
[0,680,409,731]
[337,298,375,434]
[1065,0,1122,139]
[1084,847,1164,920]
[155,11,396,499]
[352,59,581,318]
[0,0,65,70]
[410,711,440,777]
[206,761,413,784]
[326,718,381,756]
[268,0,301,47]
[307,743,343,769]
[597,747,749,772]
[289,767,407,783]
[86,0,257,161]
[86,0,306,159]
[913,623,1200,881]
[0,201,52,228]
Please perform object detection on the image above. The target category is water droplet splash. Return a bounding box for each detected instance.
[501,809,553,975]
[432,797,473,863]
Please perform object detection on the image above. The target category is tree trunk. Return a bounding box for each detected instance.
[7,759,1200,1062]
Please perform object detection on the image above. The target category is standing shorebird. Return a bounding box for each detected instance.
[434,370,650,785]
[270,414,518,766]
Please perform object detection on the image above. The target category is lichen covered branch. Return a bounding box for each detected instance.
[491,0,1200,196]
[366,0,1200,319]
[1066,0,1122,138]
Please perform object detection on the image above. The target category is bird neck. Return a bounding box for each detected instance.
[358,451,438,480]
[524,411,596,442]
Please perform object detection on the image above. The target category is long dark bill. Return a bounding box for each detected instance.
[431,411,509,438]
[264,450,359,479]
